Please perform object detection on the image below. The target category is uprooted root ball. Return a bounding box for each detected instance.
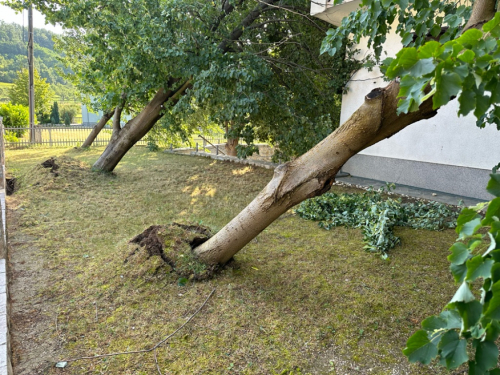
[129,223,217,280]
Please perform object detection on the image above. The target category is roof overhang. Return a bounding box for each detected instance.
[310,0,362,26]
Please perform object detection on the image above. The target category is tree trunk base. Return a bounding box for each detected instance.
[129,223,224,280]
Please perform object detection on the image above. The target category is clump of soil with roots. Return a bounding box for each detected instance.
[128,223,219,280]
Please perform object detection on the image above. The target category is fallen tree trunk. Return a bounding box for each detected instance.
[191,0,497,266]
[193,81,438,264]
[81,110,114,148]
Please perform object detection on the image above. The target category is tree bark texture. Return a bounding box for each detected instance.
[92,80,191,172]
[112,97,126,138]
[193,81,438,264]
[225,138,239,157]
[224,121,239,156]
[464,0,497,30]
[81,110,114,148]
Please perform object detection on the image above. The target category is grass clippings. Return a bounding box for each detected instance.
[6,147,466,374]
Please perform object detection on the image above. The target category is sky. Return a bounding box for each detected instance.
[0,5,63,34]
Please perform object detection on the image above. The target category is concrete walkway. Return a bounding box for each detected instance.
[335,175,484,206]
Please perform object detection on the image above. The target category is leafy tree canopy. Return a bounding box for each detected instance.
[4,0,360,159]
[322,0,500,129]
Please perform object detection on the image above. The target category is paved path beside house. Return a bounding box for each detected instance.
[336,175,484,206]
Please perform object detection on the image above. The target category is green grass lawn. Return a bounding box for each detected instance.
[6,147,463,374]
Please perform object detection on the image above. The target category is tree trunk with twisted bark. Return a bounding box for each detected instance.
[81,110,114,148]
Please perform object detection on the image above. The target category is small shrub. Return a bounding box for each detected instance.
[0,102,29,137]
[62,112,71,126]
[3,130,19,142]
[50,101,60,124]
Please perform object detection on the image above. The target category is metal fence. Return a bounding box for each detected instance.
[3,125,148,149]
[192,133,227,146]
[2,125,228,150]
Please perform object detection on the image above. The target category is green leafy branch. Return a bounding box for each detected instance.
[383,13,500,129]
[404,174,500,372]
[296,185,459,256]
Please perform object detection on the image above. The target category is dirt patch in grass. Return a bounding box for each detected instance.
[6,147,467,374]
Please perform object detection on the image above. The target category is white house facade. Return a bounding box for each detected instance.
[311,0,500,200]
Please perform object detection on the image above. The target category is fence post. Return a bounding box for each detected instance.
[196,143,198,152]
[203,139,206,149]
[49,128,53,147]
[170,143,173,151]
[216,145,219,155]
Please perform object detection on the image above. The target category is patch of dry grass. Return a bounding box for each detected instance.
[6,147,463,374]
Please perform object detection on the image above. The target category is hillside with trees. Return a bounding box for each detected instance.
[0,20,64,84]
[0,21,78,105]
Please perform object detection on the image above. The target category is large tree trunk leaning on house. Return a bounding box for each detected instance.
[192,81,438,264]
[81,110,114,148]
[192,0,497,266]
[92,80,191,172]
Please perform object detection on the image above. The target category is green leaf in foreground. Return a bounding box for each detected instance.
[466,255,494,281]
[487,174,500,197]
[450,282,475,303]
[448,242,470,265]
[403,330,438,364]
[433,72,462,108]
[438,330,468,369]
[475,341,499,371]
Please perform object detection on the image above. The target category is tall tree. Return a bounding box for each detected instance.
[50,101,59,124]
[8,68,55,123]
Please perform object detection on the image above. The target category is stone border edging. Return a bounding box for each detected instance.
[165,149,279,170]
[0,117,12,375]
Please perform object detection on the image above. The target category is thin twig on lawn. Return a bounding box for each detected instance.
[154,348,162,375]
[58,288,216,364]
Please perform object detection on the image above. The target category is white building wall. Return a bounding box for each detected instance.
[309,0,500,199]
[341,34,500,172]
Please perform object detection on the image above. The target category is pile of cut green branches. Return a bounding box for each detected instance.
[296,185,460,256]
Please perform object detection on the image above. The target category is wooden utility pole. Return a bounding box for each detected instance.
[28,5,35,143]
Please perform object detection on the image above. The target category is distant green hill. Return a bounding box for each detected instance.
[0,21,69,85]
